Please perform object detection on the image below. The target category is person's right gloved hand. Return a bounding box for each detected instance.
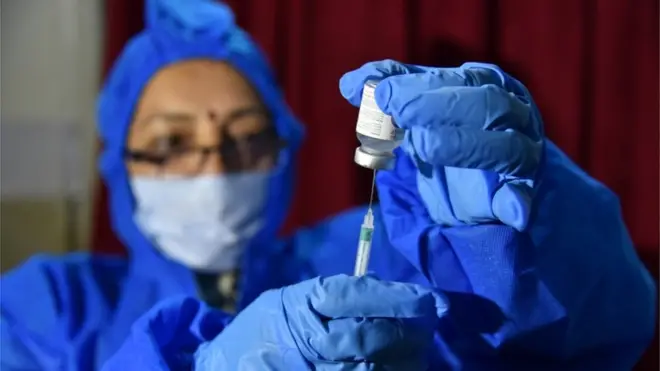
[340,60,544,232]
[195,274,447,370]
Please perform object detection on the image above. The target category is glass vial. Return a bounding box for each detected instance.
[354,80,404,170]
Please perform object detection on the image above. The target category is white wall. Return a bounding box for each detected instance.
[1,0,105,270]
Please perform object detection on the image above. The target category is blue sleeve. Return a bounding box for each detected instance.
[1,255,78,370]
[0,253,127,370]
[378,145,656,368]
[0,316,45,370]
[101,297,232,371]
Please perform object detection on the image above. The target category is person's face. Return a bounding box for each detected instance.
[126,60,282,177]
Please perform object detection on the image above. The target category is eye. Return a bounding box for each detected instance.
[245,130,275,146]
[242,128,284,157]
[155,134,188,153]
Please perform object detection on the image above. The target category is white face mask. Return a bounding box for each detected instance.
[130,173,270,273]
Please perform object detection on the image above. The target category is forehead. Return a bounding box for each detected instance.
[133,59,261,122]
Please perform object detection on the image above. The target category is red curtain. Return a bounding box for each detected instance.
[93,1,658,367]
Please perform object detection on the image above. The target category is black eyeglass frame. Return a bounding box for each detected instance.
[123,108,286,174]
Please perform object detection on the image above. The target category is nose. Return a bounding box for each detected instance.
[198,118,225,175]
[202,148,225,174]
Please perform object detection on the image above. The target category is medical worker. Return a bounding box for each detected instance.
[1,0,656,370]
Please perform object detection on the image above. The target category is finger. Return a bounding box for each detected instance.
[340,61,513,108]
[460,63,508,88]
[373,67,510,113]
[492,180,534,231]
[372,72,468,114]
[443,168,500,224]
[376,82,534,135]
[309,316,434,366]
[408,125,542,178]
[309,274,448,319]
[339,59,433,107]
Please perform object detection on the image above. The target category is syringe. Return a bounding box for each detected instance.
[354,207,375,276]
[354,171,377,276]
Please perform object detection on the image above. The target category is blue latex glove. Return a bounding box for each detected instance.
[195,274,447,370]
[338,60,657,369]
[340,60,544,231]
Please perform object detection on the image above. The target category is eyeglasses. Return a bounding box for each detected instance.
[124,124,286,176]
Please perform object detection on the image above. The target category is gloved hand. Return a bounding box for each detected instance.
[338,61,657,370]
[195,274,447,370]
[339,60,544,231]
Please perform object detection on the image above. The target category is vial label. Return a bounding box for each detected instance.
[355,82,397,141]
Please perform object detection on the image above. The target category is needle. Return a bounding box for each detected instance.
[368,170,376,209]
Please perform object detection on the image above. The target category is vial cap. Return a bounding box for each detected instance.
[354,147,395,170]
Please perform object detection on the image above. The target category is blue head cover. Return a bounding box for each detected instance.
[97,0,304,265]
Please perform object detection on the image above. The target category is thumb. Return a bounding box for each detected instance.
[492,180,534,231]
[310,275,448,320]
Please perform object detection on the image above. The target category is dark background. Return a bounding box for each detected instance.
[92,1,659,368]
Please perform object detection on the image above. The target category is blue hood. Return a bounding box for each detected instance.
[96,0,304,272]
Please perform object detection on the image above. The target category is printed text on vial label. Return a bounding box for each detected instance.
[355,86,397,140]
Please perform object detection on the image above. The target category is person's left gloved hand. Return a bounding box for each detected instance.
[340,60,544,231]
[195,274,447,370]
[102,275,446,371]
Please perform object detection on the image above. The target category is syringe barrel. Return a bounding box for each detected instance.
[354,227,374,276]
[360,225,374,241]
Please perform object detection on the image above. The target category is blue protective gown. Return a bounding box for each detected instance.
[0,3,419,369]
[100,144,657,371]
[1,1,656,370]
[0,207,391,370]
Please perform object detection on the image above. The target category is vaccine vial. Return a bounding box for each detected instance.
[354,80,405,170]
